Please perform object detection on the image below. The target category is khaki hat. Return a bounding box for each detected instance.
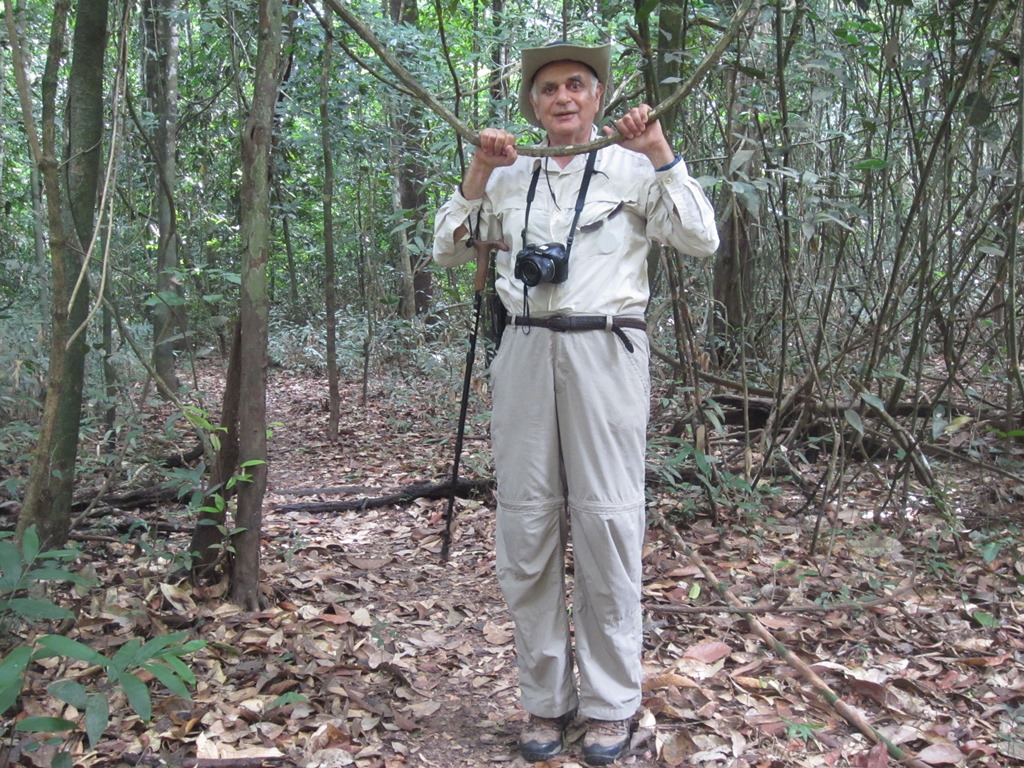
[518,41,611,128]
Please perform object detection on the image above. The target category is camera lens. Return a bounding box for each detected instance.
[518,255,555,287]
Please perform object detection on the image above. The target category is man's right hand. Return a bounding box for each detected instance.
[475,129,518,169]
[461,129,518,200]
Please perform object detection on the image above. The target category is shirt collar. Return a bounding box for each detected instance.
[539,127,600,173]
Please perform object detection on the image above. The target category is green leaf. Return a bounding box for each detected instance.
[180,637,205,651]
[142,661,193,701]
[266,691,309,711]
[852,157,890,171]
[972,610,998,628]
[962,90,992,126]
[729,149,757,175]
[110,638,144,673]
[0,680,22,717]
[37,635,108,667]
[0,646,32,714]
[6,598,74,620]
[693,450,711,476]
[0,646,32,690]
[21,527,40,565]
[39,545,82,565]
[0,540,24,588]
[860,391,886,412]
[25,567,93,585]
[116,671,152,722]
[84,693,110,748]
[182,406,217,432]
[161,653,198,685]
[48,680,89,710]
[53,754,73,768]
[14,716,78,733]
[135,631,190,664]
[981,541,1001,565]
[635,0,659,22]
[160,638,204,663]
[844,409,864,436]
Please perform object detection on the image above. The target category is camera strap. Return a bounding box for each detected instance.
[521,149,598,256]
[565,150,598,259]
[520,164,542,248]
[519,150,598,322]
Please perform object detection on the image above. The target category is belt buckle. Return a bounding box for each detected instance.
[547,315,570,332]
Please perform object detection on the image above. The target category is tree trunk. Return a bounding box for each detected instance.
[31,161,49,340]
[636,1,688,137]
[0,30,5,216]
[189,320,241,581]
[712,195,754,365]
[712,47,757,367]
[389,0,431,319]
[15,0,108,550]
[391,161,416,319]
[274,180,302,315]
[144,0,183,394]
[231,0,281,610]
[102,248,117,454]
[321,1,341,441]
[487,0,507,114]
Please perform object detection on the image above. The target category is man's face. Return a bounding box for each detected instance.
[530,61,603,146]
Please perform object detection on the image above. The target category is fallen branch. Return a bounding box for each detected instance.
[72,485,180,512]
[163,442,205,468]
[69,508,193,541]
[273,484,375,497]
[272,478,493,513]
[122,755,285,767]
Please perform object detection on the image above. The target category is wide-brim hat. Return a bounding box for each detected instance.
[518,42,611,128]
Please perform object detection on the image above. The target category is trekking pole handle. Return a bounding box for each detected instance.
[472,240,506,293]
[474,250,489,293]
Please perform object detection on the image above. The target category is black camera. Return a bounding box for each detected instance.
[514,242,570,287]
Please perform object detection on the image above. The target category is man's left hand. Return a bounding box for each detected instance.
[604,104,676,169]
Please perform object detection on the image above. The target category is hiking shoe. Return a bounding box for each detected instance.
[519,710,574,762]
[582,718,631,766]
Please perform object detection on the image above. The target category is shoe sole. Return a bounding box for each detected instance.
[524,741,565,765]
[520,745,562,762]
[582,740,629,766]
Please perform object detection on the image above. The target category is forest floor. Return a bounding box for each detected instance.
[8,363,1024,768]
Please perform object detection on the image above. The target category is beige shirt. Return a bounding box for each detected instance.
[432,134,719,318]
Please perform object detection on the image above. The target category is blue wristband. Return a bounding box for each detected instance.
[655,154,682,172]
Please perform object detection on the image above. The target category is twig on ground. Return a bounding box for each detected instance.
[272,478,493,513]
[648,584,914,615]
[650,506,931,768]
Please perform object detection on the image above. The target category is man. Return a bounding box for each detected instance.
[433,41,719,766]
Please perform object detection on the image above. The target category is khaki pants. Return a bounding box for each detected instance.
[489,324,649,721]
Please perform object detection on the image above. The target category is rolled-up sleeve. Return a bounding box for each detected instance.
[432,187,484,268]
[650,159,719,258]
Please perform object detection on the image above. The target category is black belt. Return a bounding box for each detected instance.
[512,314,646,352]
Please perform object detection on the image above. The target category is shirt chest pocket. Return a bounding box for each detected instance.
[573,197,632,258]
[493,202,528,254]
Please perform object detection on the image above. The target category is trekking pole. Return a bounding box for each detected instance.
[441,245,493,561]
